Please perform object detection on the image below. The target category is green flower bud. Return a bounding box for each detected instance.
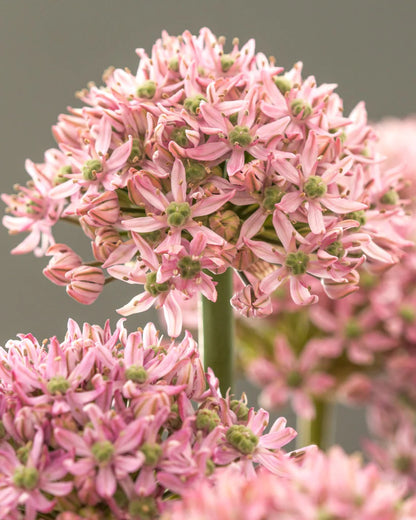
[196,408,220,432]
[345,319,362,339]
[178,256,201,279]
[229,113,238,125]
[17,443,32,465]
[291,99,313,119]
[346,210,366,228]
[274,75,292,95]
[91,440,114,463]
[228,126,252,147]
[262,186,284,211]
[209,210,240,242]
[170,127,189,147]
[140,442,162,465]
[145,272,169,296]
[47,375,71,395]
[168,57,179,72]
[326,240,345,259]
[230,400,249,421]
[394,455,413,473]
[220,54,235,72]
[380,189,399,205]
[136,80,157,99]
[184,94,206,115]
[54,165,72,185]
[226,424,258,455]
[185,161,207,184]
[128,137,144,165]
[287,371,303,388]
[304,176,327,199]
[128,497,157,519]
[285,251,309,275]
[206,459,216,476]
[166,201,191,227]
[13,466,39,490]
[125,364,148,383]
[399,305,415,323]
[82,159,102,181]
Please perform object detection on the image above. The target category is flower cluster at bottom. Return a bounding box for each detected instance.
[0,320,299,519]
[164,447,416,520]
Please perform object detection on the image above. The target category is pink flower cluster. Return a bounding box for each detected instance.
[164,447,416,520]
[0,319,299,519]
[2,28,408,336]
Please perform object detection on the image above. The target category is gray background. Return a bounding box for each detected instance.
[0,0,415,450]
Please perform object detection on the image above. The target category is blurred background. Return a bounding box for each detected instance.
[0,0,415,450]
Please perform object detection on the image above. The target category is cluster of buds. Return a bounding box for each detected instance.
[2,28,409,336]
[0,320,300,519]
[164,447,416,520]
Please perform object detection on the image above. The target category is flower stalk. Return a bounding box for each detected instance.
[296,399,333,449]
[199,269,234,394]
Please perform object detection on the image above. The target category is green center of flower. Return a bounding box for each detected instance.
[346,210,366,228]
[140,442,162,466]
[170,127,189,147]
[54,165,72,185]
[345,319,362,339]
[185,161,207,184]
[184,94,207,115]
[230,400,249,421]
[178,256,201,279]
[125,364,148,383]
[326,241,345,259]
[128,138,144,165]
[287,371,303,388]
[380,189,399,205]
[274,75,292,95]
[262,186,284,211]
[13,466,39,490]
[228,126,252,147]
[285,252,309,275]
[304,176,327,199]
[82,159,103,181]
[226,425,258,455]
[168,57,179,72]
[136,80,157,99]
[47,375,71,395]
[166,201,191,227]
[128,497,157,519]
[291,99,313,119]
[220,54,235,72]
[91,440,115,464]
[399,305,415,323]
[196,408,221,432]
[145,272,169,296]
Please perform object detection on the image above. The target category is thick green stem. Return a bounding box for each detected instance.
[296,400,333,450]
[199,269,234,395]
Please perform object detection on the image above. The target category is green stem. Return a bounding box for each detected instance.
[296,399,333,450]
[199,269,234,395]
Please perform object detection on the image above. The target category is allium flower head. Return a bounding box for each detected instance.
[2,28,409,334]
[0,319,299,519]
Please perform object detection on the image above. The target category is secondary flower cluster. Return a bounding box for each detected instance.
[0,320,299,520]
[164,447,416,520]
[2,28,409,336]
